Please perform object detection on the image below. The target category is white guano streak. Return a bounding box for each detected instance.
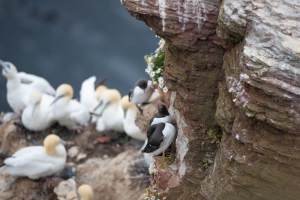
[158,0,167,31]
[178,0,208,31]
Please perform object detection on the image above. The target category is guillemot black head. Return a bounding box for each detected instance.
[157,104,169,117]
[136,80,148,90]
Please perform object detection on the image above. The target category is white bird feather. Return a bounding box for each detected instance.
[0,135,66,180]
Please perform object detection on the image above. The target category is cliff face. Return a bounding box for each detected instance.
[122,0,300,199]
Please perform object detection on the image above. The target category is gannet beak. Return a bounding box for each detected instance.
[93,100,103,112]
[0,60,9,71]
[89,112,100,117]
[51,95,64,106]
[0,60,5,68]
[128,90,133,102]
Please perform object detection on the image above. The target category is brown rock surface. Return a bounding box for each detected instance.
[77,151,148,200]
[122,0,300,199]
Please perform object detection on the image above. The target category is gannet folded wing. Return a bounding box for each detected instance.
[18,72,55,95]
[80,76,97,111]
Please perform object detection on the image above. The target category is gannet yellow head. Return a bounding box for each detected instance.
[43,134,64,155]
[78,184,94,200]
[1,61,18,79]
[106,89,121,103]
[95,85,107,100]
[92,88,121,114]
[29,90,42,105]
[51,84,74,106]
[56,84,74,99]
[120,95,135,109]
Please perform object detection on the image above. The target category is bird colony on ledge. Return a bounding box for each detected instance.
[0,59,177,199]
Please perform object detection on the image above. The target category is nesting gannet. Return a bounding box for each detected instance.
[0,134,66,179]
[78,184,94,200]
[121,96,146,141]
[141,122,176,156]
[51,84,90,130]
[150,104,172,126]
[80,76,107,112]
[0,60,55,114]
[95,89,124,132]
[129,80,154,105]
[21,90,55,131]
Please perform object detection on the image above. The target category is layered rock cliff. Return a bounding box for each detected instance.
[122,0,300,199]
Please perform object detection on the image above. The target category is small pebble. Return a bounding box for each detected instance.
[76,153,87,162]
[68,146,79,158]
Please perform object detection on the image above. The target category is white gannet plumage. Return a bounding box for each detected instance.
[80,76,98,111]
[0,134,66,179]
[51,84,90,130]
[121,96,146,141]
[18,72,55,95]
[95,89,124,132]
[80,76,108,123]
[21,90,55,131]
[0,60,55,114]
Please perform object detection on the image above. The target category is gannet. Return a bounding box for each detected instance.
[80,76,107,112]
[80,76,108,122]
[78,184,94,200]
[121,96,146,141]
[129,80,154,105]
[95,89,124,132]
[51,84,90,130]
[0,134,66,179]
[0,60,55,114]
[21,90,55,131]
[141,122,176,156]
[150,104,172,126]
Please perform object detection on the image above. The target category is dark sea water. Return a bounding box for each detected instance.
[0,0,157,111]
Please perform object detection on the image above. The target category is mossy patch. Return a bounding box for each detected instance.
[143,186,167,200]
[207,126,222,144]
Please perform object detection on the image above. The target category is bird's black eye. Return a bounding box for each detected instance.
[136,80,148,89]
